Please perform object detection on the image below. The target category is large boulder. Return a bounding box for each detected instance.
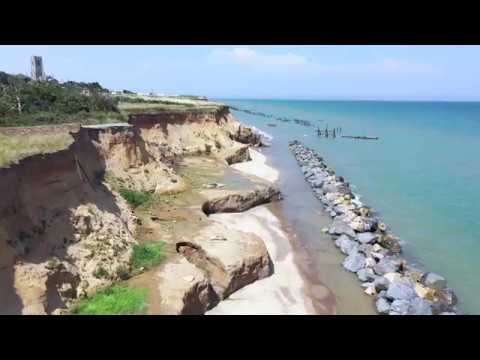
[389,299,410,315]
[223,144,251,165]
[356,232,378,244]
[373,257,402,275]
[376,297,391,314]
[202,185,281,215]
[378,233,402,254]
[348,216,378,233]
[422,272,447,291]
[178,222,273,300]
[335,235,359,255]
[156,257,219,315]
[386,277,417,301]
[357,268,377,282]
[342,252,366,273]
[329,219,356,238]
[408,297,433,315]
[373,276,390,292]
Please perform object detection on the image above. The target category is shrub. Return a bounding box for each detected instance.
[119,188,152,208]
[131,242,165,271]
[70,285,148,315]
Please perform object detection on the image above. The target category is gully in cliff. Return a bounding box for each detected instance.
[288,140,459,315]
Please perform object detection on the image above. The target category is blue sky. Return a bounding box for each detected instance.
[1,45,480,101]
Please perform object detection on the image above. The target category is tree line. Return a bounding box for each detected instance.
[0,71,119,126]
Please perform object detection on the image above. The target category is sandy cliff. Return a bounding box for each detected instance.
[0,107,269,315]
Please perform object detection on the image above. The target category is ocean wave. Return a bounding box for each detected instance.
[251,126,274,142]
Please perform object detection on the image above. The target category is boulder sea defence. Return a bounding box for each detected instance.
[288,140,459,315]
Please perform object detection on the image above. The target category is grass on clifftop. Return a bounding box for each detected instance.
[131,242,165,270]
[71,285,148,315]
[0,132,73,167]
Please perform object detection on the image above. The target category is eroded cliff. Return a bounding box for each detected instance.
[0,107,268,314]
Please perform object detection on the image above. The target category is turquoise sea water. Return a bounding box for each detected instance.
[221,99,480,314]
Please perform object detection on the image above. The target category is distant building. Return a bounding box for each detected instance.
[31,56,46,81]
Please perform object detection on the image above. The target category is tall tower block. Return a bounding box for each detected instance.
[31,56,46,81]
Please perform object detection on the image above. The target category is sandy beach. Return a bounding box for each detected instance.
[207,149,336,315]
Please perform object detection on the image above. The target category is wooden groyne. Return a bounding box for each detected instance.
[229,106,315,127]
[342,135,379,140]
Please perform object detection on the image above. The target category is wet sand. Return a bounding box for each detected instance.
[262,144,377,314]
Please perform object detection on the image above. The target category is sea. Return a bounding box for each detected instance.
[220,99,480,314]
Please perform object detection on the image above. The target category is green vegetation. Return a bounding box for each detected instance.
[0,71,120,127]
[131,242,165,270]
[118,101,223,114]
[71,285,148,315]
[119,188,153,208]
[0,132,74,167]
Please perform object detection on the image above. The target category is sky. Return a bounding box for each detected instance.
[1,45,480,101]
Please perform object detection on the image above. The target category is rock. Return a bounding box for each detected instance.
[329,219,356,238]
[389,299,410,315]
[202,183,226,189]
[157,257,219,315]
[365,257,377,268]
[364,284,377,296]
[371,251,385,261]
[357,232,378,244]
[321,227,329,233]
[422,272,447,291]
[377,290,387,298]
[202,185,281,215]
[357,268,377,282]
[378,223,388,232]
[384,272,402,283]
[372,243,384,252]
[373,277,390,292]
[342,252,366,273]
[223,144,251,165]
[330,211,337,217]
[408,297,433,315]
[335,235,359,255]
[232,126,263,146]
[376,297,391,314]
[373,257,402,275]
[436,288,458,307]
[378,233,402,254]
[178,222,273,300]
[310,178,324,188]
[358,243,373,255]
[414,283,435,300]
[349,216,377,233]
[386,278,417,301]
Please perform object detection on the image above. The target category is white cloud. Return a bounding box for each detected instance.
[209,47,307,67]
[366,58,439,75]
[207,47,441,76]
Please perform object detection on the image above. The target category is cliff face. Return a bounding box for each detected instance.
[0,108,258,315]
[129,108,251,164]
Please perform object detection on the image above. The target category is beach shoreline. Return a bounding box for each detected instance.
[207,148,336,315]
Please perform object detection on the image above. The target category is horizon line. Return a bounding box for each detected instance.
[212,97,480,103]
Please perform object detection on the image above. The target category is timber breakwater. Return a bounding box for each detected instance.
[288,140,459,315]
[229,106,314,127]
